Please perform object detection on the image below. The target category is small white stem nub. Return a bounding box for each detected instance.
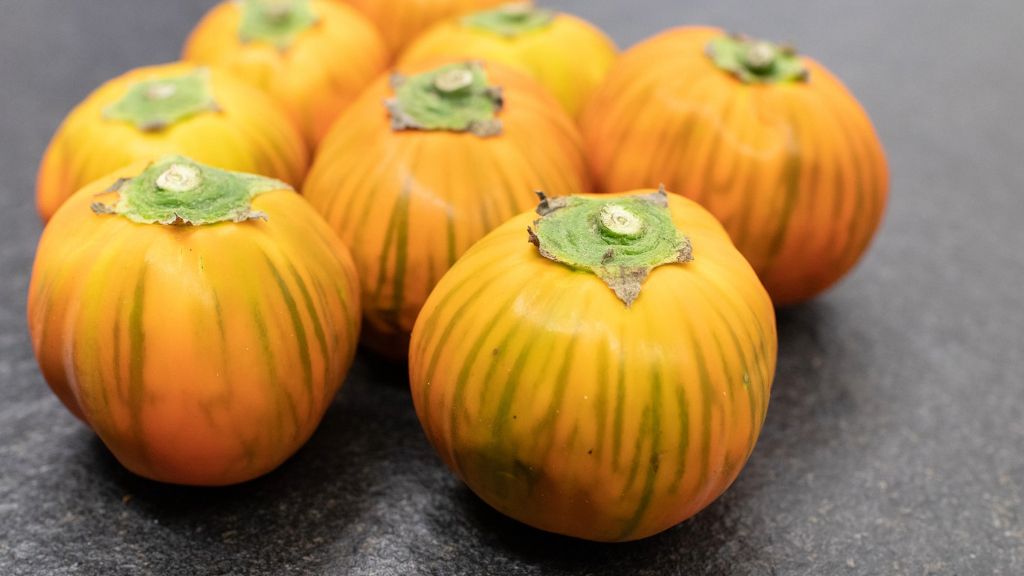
[599,204,643,237]
[146,83,177,101]
[263,1,293,21]
[156,164,202,193]
[434,69,474,93]
[501,2,533,17]
[745,42,778,71]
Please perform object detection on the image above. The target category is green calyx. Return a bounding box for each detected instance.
[91,155,289,225]
[705,33,809,84]
[462,3,555,37]
[103,68,219,132]
[386,62,504,137]
[239,0,319,50]
[527,188,694,306]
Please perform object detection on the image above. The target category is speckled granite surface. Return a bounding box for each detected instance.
[1,1,1022,574]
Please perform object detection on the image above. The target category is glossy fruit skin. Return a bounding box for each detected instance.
[409,191,777,542]
[27,162,360,486]
[183,0,388,147]
[343,0,506,56]
[36,62,308,222]
[303,61,590,358]
[400,11,617,118]
[581,27,889,305]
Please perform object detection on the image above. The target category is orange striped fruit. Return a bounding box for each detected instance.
[582,27,889,305]
[342,0,506,56]
[28,156,360,486]
[36,62,308,222]
[400,3,617,118]
[409,189,777,541]
[183,0,388,147]
[303,60,589,358]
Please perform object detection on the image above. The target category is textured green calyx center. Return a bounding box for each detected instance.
[527,189,694,306]
[90,155,289,225]
[239,0,318,50]
[462,3,555,37]
[386,62,503,137]
[706,33,809,84]
[103,68,219,131]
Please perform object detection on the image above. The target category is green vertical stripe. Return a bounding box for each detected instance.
[108,287,122,414]
[618,368,662,541]
[621,405,651,494]
[528,292,589,454]
[260,207,355,349]
[611,349,627,472]
[419,256,518,379]
[694,90,742,208]
[211,290,232,401]
[415,262,518,440]
[261,251,314,404]
[373,175,413,331]
[479,322,543,435]
[762,104,803,269]
[250,297,298,438]
[829,99,872,270]
[127,266,149,464]
[285,259,331,397]
[321,137,383,231]
[593,340,610,462]
[670,355,690,494]
[696,268,771,427]
[675,308,714,500]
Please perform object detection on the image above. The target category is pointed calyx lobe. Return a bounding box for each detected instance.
[239,0,319,50]
[91,155,290,226]
[705,32,809,84]
[103,68,220,132]
[528,189,694,306]
[462,3,555,37]
[386,62,504,137]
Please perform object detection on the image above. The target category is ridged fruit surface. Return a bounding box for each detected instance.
[37,62,308,222]
[400,4,617,118]
[28,159,360,486]
[582,27,889,305]
[183,0,387,147]
[409,190,777,541]
[303,61,589,358]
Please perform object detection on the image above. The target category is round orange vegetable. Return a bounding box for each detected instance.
[36,62,308,222]
[581,27,889,305]
[28,156,360,486]
[183,0,388,147]
[342,0,506,56]
[303,60,589,357]
[409,189,777,541]
[400,2,617,118]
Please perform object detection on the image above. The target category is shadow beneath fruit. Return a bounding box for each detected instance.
[755,299,860,462]
[421,300,864,573]
[351,343,411,392]
[74,355,425,573]
[437,482,767,573]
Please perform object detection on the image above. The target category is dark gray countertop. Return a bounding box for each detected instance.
[2,1,1022,574]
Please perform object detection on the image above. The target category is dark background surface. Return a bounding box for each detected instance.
[1,1,1022,574]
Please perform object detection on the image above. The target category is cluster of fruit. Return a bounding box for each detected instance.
[27,0,887,542]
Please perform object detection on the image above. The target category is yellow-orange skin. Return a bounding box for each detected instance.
[400,11,617,118]
[303,61,589,358]
[183,0,388,147]
[343,0,507,57]
[36,62,308,223]
[28,162,360,486]
[409,191,777,542]
[581,27,889,305]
